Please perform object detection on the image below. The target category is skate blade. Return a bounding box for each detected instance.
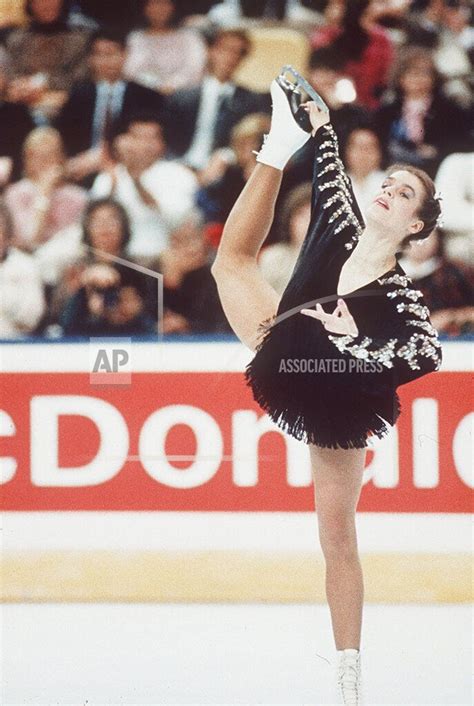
[278,64,330,113]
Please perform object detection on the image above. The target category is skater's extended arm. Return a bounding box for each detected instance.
[306,103,364,243]
[302,275,443,384]
[327,298,442,383]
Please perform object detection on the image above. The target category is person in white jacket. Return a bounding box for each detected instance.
[91,115,198,262]
[0,199,45,338]
[435,152,474,265]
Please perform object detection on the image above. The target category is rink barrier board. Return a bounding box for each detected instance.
[1,550,471,604]
[0,341,472,513]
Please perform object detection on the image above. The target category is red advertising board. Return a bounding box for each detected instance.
[0,369,471,512]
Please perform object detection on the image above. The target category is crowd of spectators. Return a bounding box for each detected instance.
[0,0,472,339]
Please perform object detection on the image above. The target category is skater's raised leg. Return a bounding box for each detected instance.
[212,75,317,352]
[211,164,283,353]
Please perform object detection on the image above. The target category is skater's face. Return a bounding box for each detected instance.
[366,170,425,243]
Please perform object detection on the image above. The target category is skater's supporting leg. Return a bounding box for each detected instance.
[309,443,366,650]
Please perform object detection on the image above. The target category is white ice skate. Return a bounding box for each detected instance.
[255,65,329,170]
[335,648,364,705]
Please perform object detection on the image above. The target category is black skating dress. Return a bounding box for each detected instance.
[244,124,443,449]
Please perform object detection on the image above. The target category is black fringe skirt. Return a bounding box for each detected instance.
[244,298,401,450]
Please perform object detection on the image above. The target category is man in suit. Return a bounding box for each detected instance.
[55,28,164,182]
[164,28,271,170]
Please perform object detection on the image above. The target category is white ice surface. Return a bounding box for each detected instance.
[1,603,472,705]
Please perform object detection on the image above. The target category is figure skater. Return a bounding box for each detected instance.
[211,67,443,705]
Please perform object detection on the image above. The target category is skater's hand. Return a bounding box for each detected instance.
[300,298,359,336]
[302,101,330,136]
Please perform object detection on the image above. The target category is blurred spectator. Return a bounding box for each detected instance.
[5,0,90,120]
[150,209,232,333]
[375,46,471,177]
[343,126,385,212]
[258,182,311,295]
[365,0,412,32]
[32,218,84,289]
[434,0,473,104]
[0,198,46,337]
[5,127,87,252]
[306,47,371,145]
[310,0,395,109]
[207,0,324,25]
[124,0,207,94]
[69,0,143,33]
[56,28,165,183]
[399,228,474,336]
[0,51,34,185]
[435,151,474,265]
[91,115,198,261]
[197,113,270,225]
[164,28,270,169]
[56,198,156,336]
[405,0,473,105]
[406,0,447,45]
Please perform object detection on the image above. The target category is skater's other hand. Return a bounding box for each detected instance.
[302,101,330,136]
[300,298,359,336]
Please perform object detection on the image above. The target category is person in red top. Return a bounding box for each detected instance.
[310,0,395,110]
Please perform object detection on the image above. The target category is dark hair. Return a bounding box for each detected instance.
[239,0,287,19]
[89,27,128,51]
[82,198,131,250]
[124,111,164,132]
[308,46,345,73]
[386,163,442,250]
[205,28,252,59]
[330,0,371,63]
[278,182,313,244]
[391,46,442,98]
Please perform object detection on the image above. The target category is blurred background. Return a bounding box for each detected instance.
[0,0,472,339]
[0,1,472,704]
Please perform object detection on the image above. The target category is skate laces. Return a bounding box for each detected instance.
[337,655,361,705]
